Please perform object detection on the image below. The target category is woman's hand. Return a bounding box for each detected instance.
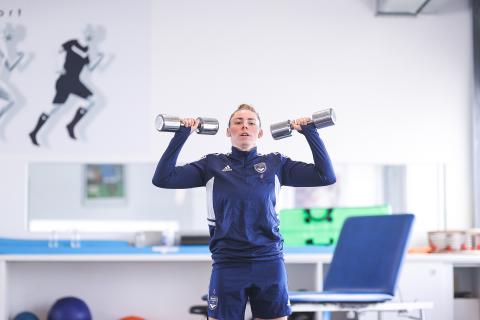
[291,117,311,131]
[181,118,200,133]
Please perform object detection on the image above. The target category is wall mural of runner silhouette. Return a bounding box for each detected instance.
[0,0,150,153]
[0,23,29,140]
[29,25,106,146]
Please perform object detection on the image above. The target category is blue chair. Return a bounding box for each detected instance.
[288,214,432,319]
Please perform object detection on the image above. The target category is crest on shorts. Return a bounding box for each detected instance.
[254,162,266,173]
[209,294,218,310]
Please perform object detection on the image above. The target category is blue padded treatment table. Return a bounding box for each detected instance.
[289,214,414,304]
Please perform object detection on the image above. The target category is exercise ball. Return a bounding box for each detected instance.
[120,317,145,320]
[13,311,39,320]
[47,296,92,320]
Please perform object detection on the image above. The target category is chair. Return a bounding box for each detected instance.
[289,214,432,319]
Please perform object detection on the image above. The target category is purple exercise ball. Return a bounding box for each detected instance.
[47,297,92,320]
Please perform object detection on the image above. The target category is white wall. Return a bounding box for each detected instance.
[150,0,473,236]
[0,0,473,243]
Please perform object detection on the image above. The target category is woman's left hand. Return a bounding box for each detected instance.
[291,117,311,131]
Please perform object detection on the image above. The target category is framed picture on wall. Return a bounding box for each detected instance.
[83,164,126,206]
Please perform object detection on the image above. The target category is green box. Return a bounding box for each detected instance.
[279,204,391,246]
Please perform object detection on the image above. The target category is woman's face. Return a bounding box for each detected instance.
[227,109,263,151]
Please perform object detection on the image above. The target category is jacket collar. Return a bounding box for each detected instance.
[230,146,258,162]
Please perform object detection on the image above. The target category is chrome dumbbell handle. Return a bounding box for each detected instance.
[155,114,219,135]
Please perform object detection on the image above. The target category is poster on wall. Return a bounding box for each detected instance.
[0,0,151,154]
[84,163,126,206]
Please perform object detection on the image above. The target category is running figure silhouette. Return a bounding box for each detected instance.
[29,26,104,146]
[0,24,25,122]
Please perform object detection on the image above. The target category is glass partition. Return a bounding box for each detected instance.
[27,162,445,243]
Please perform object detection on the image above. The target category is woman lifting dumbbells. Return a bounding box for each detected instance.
[152,104,336,320]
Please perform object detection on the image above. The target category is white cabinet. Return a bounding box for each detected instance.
[358,260,453,320]
[396,261,453,320]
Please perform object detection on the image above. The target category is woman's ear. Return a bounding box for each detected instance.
[226,127,231,137]
[258,128,264,139]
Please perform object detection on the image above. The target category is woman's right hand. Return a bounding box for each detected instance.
[181,118,200,133]
[291,117,311,131]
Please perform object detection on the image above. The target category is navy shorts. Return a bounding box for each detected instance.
[207,259,291,320]
[53,75,92,104]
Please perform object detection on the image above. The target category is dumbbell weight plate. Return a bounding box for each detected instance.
[270,120,293,140]
[197,117,219,135]
[312,108,336,129]
[155,114,181,132]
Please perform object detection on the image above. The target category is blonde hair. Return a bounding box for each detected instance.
[228,104,262,127]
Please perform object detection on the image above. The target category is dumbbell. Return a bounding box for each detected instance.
[155,114,219,135]
[270,108,336,140]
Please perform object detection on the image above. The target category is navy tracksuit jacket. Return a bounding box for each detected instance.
[152,123,336,263]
